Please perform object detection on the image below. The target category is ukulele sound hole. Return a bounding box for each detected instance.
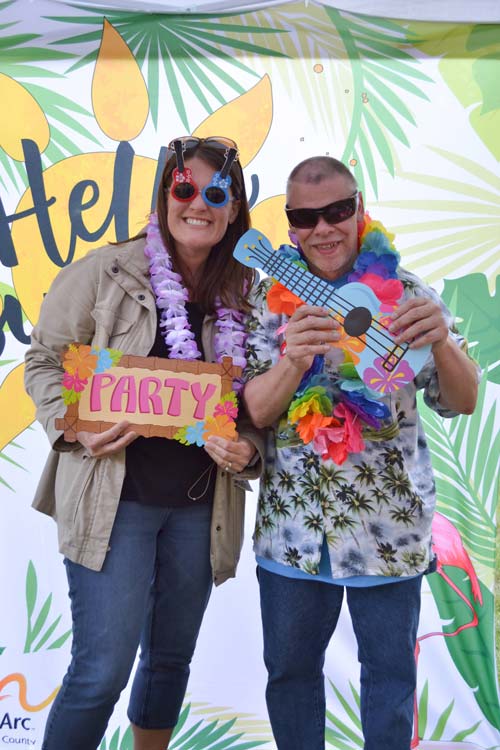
[344,307,372,337]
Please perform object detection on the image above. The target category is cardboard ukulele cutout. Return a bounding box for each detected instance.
[234,228,430,394]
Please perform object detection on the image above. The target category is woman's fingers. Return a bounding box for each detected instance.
[204,436,255,473]
[76,421,138,457]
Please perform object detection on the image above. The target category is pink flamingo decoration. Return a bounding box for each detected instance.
[411,512,483,749]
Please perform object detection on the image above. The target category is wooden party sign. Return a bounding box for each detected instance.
[55,344,241,445]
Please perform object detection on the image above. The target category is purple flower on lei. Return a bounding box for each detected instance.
[348,251,399,282]
[145,213,248,389]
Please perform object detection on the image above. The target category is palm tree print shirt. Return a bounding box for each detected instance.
[244,269,478,579]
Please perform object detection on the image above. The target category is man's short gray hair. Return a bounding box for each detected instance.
[287,156,357,193]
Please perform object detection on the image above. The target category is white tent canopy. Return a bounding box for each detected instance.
[45,0,500,23]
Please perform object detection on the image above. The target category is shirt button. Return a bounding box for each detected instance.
[111,265,119,273]
[216,525,222,531]
[137,293,145,301]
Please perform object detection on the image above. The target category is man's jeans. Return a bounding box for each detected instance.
[42,501,213,750]
[258,567,422,750]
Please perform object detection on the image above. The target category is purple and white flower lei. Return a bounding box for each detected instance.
[144,212,247,389]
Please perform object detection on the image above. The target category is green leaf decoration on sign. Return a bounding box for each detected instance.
[427,570,500,730]
[62,387,81,405]
[323,677,482,747]
[173,426,190,445]
[107,348,123,367]
[218,390,238,409]
[441,273,500,384]
[328,10,432,197]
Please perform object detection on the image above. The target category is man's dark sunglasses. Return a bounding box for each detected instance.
[285,193,359,229]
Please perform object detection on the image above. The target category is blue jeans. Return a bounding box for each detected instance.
[42,501,213,750]
[258,567,422,750]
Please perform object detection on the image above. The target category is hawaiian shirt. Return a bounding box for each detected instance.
[244,268,475,579]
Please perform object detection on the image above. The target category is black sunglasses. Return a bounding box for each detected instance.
[285,193,359,229]
[167,137,239,207]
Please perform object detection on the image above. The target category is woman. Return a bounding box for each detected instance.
[24,136,263,750]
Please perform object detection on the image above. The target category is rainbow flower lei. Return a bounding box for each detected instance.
[267,214,404,465]
[145,212,247,391]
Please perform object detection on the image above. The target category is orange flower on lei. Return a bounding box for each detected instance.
[296,413,339,444]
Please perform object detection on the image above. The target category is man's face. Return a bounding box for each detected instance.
[287,174,363,281]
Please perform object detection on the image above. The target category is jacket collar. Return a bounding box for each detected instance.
[106,234,149,284]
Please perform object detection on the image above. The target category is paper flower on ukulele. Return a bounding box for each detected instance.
[328,314,366,365]
[363,355,414,394]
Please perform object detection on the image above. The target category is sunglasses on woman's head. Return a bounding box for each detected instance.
[167,137,239,208]
[285,192,359,229]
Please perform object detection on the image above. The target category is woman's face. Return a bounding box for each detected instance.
[166,156,240,261]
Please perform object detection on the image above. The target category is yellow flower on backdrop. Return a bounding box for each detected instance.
[1,21,274,454]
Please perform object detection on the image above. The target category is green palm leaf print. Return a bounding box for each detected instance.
[377,147,500,290]
[99,703,270,749]
[427,572,500,731]
[45,7,287,130]
[213,5,432,197]
[0,9,99,191]
[419,377,498,580]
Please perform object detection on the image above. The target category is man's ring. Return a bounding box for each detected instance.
[225,462,232,472]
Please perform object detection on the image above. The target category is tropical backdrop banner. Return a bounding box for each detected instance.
[0,1,499,748]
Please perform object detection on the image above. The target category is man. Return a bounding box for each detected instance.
[242,156,479,750]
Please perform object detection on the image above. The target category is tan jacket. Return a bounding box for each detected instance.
[25,237,264,584]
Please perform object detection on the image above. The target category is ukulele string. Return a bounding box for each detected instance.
[252,240,408,368]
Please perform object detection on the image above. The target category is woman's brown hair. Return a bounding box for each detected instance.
[157,141,255,313]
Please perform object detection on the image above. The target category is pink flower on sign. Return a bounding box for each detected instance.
[62,371,88,392]
[213,400,238,419]
[363,356,415,394]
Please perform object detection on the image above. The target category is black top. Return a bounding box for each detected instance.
[120,303,216,507]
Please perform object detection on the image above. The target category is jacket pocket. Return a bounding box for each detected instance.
[91,307,134,348]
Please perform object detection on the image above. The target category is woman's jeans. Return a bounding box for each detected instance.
[258,567,422,750]
[42,501,213,750]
